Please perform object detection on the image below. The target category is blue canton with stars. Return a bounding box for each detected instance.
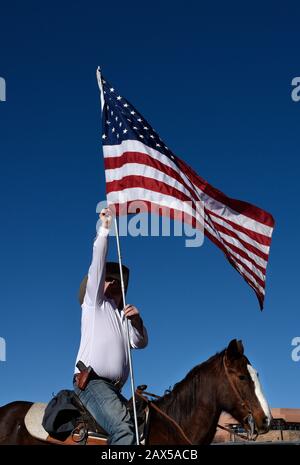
[101,76,177,163]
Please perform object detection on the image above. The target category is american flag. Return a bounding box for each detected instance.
[97,68,274,309]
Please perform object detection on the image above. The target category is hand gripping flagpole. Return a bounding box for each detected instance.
[96,67,140,445]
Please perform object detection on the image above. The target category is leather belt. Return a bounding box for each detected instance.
[73,372,123,390]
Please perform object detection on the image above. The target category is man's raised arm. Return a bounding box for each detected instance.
[82,208,112,307]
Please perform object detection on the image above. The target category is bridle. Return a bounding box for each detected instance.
[221,351,258,441]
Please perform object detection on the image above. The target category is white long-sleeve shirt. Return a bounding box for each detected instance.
[74,227,148,385]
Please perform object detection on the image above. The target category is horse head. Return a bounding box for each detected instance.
[219,339,272,437]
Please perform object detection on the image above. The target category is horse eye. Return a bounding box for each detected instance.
[239,375,247,381]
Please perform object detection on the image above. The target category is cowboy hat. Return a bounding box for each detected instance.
[78,262,130,308]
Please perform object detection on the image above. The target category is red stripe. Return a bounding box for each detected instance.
[105,151,200,203]
[106,175,197,207]
[205,229,265,309]
[221,249,266,289]
[205,215,267,275]
[107,176,204,229]
[207,210,272,247]
[208,216,269,262]
[177,158,275,229]
[110,200,204,231]
[206,227,265,297]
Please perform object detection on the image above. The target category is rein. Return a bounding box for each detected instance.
[135,389,192,445]
[215,423,252,442]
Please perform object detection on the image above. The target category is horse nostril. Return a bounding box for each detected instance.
[263,417,270,427]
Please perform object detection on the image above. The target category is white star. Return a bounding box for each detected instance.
[150,135,155,139]
[127,118,132,122]
[115,116,118,121]
[117,133,120,138]
[156,143,161,147]
[117,95,122,100]
[137,118,142,122]
[110,87,115,92]
[106,120,111,125]
[133,126,138,130]
[102,134,107,139]
[143,126,149,130]
[111,111,114,116]
[119,122,122,127]
[170,155,174,159]
[130,111,135,115]
[123,103,129,108]
[139,134,144,138]
[112,127,115,133]
[104,90,107,94]
[102,80,106,84]
[123,129,128,134]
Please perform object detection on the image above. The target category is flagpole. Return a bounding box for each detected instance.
[114,216,140,445]
[96,67,140,445]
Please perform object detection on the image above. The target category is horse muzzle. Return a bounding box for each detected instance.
[256,415,271,434]
[244,413,270,438]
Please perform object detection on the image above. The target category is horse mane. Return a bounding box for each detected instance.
[154,349,225,425]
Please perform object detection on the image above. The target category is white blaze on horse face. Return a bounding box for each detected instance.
[247,364,272,421]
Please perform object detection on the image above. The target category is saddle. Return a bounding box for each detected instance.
[24,386,150,445]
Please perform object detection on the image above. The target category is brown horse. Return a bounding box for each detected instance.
[0,339,271,445]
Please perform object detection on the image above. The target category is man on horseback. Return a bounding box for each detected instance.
[73,208,148,445]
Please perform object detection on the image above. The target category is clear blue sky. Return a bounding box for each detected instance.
[0,1,299,409]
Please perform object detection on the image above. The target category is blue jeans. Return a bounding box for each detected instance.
[73,379,136,445]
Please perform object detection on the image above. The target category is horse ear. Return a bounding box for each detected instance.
[226,339,244,360]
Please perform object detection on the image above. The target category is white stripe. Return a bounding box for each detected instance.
[103,140,274,237]
[193,184,273,239]
[106,187,204,226]
[205,214,267,279]
[205,214,267,270]
[247,365,272,420]
[209,213,270,254]
[205,221,265,295]
[205,219,266,286]
[106,163,197,204]
[96,67,105,111]
[229,256,265,295]
[220,242,266,282]
[210,227,268,269]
